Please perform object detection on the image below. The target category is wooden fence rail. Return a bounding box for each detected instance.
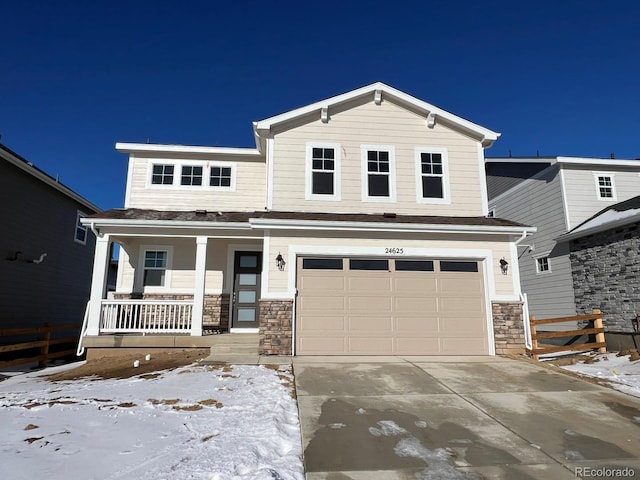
[0,324,80,369]
[527,308,607,360]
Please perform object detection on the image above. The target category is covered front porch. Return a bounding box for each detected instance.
[82,214,267,342]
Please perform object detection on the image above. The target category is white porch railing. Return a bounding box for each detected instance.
[100,300,193,334]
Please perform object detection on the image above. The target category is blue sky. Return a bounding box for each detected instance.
[3,1,639,210]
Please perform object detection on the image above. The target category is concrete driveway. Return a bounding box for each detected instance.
[293,356,640,479]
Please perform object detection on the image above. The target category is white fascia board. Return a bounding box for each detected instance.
[80,218,252,230]
[248,218,535,235]
[115,143,262,157]
[484,157,558,164]
[253,82,500,145]
[556,157,640,168]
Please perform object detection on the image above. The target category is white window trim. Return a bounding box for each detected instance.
[136,245,173,292]
[361,144,397,203]
[533,252,551,274]
[146,159,236,192]
[593,172,617,201]
[305,142,341,201]
[414,147,450,204]
[74,211,88,245]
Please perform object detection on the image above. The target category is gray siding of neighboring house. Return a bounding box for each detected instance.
[489,165,577,320]
[485,162,552,200]
[0,160,97,334]
[569,221,640,333]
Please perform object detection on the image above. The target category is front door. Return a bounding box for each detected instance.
[231,251,262,329]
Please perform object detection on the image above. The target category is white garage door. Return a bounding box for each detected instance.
[296,257,488,355]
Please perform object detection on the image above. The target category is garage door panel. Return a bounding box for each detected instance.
[348,316,393,332]
[440,317,487,335]
[393,277,438,293]
[441,337,489,355]
[348,337,393,354]
[348,296,392,312]
[439,277,483,295]
[394,296,438,313]
[395,337,440,354]
[439,296,486,315]
[348,276,392,293]
[395,316,439,333]
[298,315,345,332]
[300,275,346,291]
[298,337,347,354]
[299,296,346,311]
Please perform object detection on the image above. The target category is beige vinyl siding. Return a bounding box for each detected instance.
[265,230,515,298]
[126,154,266,211]
[491,166,576,320]
[562,166,640,230]
[271,99,484,215]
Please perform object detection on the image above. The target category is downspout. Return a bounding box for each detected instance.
[90,221,102,238]
[515,230,533,350]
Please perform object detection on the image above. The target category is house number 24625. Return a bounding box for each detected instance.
[385,247,404,254]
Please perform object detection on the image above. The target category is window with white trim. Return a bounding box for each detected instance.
[595,174,616,199]
[415,148,449,203]
[362,145,395,201]
[181,165,203,186]
[74,212,87,244]
[536,256,550,274]
[143,250,168,286]
[151,164,174,185]
[305,143,341,200]
[210,166,232,188]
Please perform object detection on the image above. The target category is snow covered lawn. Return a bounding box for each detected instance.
[559,350,640,398]
[0,362,304,480]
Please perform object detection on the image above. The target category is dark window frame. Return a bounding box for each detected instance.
[151,164,174,185]
[180,165,203,186]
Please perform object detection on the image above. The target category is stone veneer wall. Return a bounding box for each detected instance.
[492,302,526,355]
[569,222,640,333]
[112,293,229,331]
[258,300,293,355]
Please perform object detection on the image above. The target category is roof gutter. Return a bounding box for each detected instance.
[249,218,536,235]
[80,218,253,231]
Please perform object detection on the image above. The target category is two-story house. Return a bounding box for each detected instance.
[81,83,533,359]
[0,143,101,341]
[486,156,640,334]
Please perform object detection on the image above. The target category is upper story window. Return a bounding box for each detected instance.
[415,147,450,204]
[361,145,396,202]
[148,161,235,191]
[305,143,341,200]
[210,166,232,187]
[74,212,87,244]
[151,164,174,185]
[181,165,203,186]
[594,173,616,200]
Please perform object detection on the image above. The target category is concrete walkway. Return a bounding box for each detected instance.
[292,356,640,479]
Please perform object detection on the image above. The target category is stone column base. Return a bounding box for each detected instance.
[259,300,293,355]
[492,302,526,355]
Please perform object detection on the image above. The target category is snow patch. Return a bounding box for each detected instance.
[368,420,408,437]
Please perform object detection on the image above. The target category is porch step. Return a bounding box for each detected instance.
[201,334,259,365]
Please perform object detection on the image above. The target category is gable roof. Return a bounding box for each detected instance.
[558,195,640,242]
[0,143,101,213]
[253,82,500,148]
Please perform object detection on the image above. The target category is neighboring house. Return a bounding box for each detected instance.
[486,156,640,329]
[0,143,101,341]
[559,195,640,350]
[82,82,534,359]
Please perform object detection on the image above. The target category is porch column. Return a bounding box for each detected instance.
[86,234,111,336]
[191,236,208,336]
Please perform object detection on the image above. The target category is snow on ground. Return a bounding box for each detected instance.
[0,362,304,480]
[559,351,640,398]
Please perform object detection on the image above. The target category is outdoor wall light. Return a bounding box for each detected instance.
[500,257,509,275]
[275,252,286,271]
